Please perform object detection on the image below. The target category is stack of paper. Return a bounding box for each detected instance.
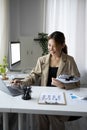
[56,75,80,83]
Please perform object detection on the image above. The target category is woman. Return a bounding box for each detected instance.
[12,31,80,130]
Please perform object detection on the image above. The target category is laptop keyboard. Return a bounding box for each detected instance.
[7,86,23,96]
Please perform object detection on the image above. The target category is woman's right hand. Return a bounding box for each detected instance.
[11,79,22,87]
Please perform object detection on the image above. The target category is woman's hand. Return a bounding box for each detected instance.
[51,77,65,89]
[11,79,22,87]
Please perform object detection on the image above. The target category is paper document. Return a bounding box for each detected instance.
[69,93,87,101]
[38,92,66,105]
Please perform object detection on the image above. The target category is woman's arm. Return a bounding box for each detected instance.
[11,57,42,87]
[21,58,42,86]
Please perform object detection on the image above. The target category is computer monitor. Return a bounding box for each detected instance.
[10,42,21,66]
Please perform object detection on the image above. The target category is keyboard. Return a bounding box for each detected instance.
[7,86,23,96]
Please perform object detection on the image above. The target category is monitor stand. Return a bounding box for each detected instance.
[9,69,22,72]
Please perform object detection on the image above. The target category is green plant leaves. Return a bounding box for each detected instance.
[34,33,48,55]
[0,56,8,74]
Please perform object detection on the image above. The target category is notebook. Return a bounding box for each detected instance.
[0,78,23,96]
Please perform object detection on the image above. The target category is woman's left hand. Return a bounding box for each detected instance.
[51,77,65,89]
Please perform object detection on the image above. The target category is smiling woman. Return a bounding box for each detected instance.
[11,31,80,130]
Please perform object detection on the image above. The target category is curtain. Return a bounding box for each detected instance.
[44,0,87,86]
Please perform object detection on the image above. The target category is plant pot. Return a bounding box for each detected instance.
[1,73,8,80]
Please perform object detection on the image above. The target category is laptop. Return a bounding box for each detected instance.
[0,78,23,96]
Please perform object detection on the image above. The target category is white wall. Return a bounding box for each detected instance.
[9,0,44,70]
[0,0,9,63]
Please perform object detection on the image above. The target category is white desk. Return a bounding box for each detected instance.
[0,86,87,130]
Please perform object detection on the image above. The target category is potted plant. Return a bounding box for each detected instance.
[34,32,48,55]
[0,56,8,80]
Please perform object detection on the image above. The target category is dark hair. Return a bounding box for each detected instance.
[48,31,68,54]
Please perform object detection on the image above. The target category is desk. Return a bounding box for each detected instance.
[0,86,87,130]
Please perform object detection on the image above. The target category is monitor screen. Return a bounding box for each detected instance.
[10,42,21,65]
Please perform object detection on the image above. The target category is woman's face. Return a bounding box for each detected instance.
[48,39,64,57]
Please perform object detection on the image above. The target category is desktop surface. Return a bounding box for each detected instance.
[0,77,87,130]
[0,86,87,116]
